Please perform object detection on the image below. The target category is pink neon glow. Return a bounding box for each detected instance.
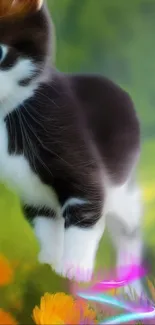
[69,264,147,299]
[90,264,147,293]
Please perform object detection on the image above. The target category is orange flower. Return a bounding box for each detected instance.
[0,255,13,286]
[33,293,97,325]
[0,309,17,325]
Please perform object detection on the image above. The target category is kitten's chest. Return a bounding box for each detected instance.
[0,119,59,210]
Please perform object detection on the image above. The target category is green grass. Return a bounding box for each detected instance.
[138,139,155,242]
[0,139,155,323]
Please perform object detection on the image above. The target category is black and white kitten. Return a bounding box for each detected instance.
[0,0,144,296]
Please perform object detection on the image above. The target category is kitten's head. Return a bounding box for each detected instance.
[0,0,53,115]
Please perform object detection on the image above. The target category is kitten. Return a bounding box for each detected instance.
[0,0,144,296]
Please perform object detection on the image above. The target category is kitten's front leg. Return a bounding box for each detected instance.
[23,206,65,272]
[34,216,65,272]
[59,199,105,282]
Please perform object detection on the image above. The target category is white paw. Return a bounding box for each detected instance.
[59,256,94,282]
[56,225,102,282]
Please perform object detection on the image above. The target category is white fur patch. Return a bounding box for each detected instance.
[0,118,59,209]
[62,197,87,214]
[0,52,38,118]
[34,216,65,271]
[105,182,142,231]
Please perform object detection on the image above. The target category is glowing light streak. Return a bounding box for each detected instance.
[75,265,155,324]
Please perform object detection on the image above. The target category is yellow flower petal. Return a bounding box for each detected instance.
[33,292,97,325]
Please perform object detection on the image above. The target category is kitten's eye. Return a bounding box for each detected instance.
[0,45,7,63]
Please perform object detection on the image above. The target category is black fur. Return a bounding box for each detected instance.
[22,205,56,224]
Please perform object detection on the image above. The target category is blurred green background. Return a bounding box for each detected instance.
[0,0,155,323]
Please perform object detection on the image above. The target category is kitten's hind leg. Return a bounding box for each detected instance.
[33,215,65,272]
[106,181,145,299]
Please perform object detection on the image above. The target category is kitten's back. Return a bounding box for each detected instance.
[67,73,140,184]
